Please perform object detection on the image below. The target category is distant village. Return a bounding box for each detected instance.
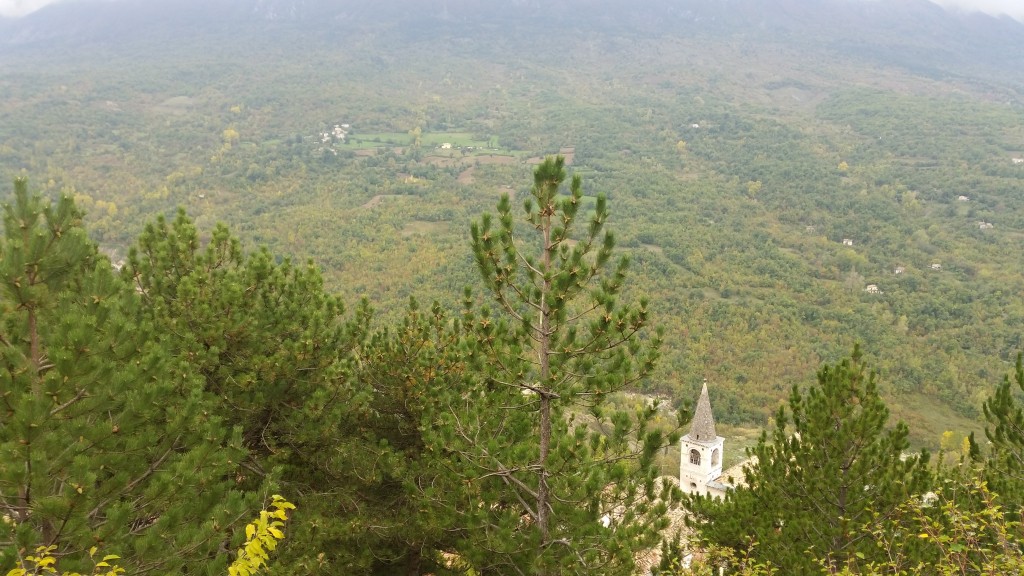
[823,170,1018,297]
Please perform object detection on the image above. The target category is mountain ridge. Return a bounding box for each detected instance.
[3,0,1022,68]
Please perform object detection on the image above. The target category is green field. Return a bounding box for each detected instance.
[344,131,498,150]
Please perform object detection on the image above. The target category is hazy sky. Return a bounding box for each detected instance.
[0,0,53,17]
[2,0,1024,19]
[929,0,1024,20]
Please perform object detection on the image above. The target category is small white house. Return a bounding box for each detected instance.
[1012,157,1024,165]
[865,284,881,294]
[894,266,905,275]
[930,263,942,271]
[842,238,854,246]
[957,195,970,202]
[979,222,994,230]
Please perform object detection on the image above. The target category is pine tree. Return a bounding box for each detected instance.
[423,156,680,575]
[685,346,931,575]
[346,299,468,575]
[123,210,374,572]
[982,352,1024,514]
[0,179,250,574]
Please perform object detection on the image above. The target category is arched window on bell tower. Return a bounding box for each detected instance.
[689,449,701,465]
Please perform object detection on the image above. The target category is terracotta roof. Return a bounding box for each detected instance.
[718,457,755,488]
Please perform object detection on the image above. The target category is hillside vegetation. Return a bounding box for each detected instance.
[1,0,1023,446]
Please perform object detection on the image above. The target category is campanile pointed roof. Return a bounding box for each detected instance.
[688,381,717,442]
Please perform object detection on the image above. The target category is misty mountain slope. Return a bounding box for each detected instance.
[2,0,1022,83]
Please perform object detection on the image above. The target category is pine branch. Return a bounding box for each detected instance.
[48,388,88,416]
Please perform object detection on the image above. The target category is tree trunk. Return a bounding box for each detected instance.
[536,187,555,569]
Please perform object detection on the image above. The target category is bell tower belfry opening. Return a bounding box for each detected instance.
[680,381,725,497]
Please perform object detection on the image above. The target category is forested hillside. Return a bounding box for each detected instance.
[5,170,1023,575]
[2,0,1024,445]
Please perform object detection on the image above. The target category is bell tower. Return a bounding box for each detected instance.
[680,381,724,495]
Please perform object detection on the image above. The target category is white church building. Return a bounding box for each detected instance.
[679,382,733,499]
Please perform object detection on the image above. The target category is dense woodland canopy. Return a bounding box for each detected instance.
[0,161,686,575]
[2,0,1024,572]
[3,166,1024,575]
[3,0,1023,446]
